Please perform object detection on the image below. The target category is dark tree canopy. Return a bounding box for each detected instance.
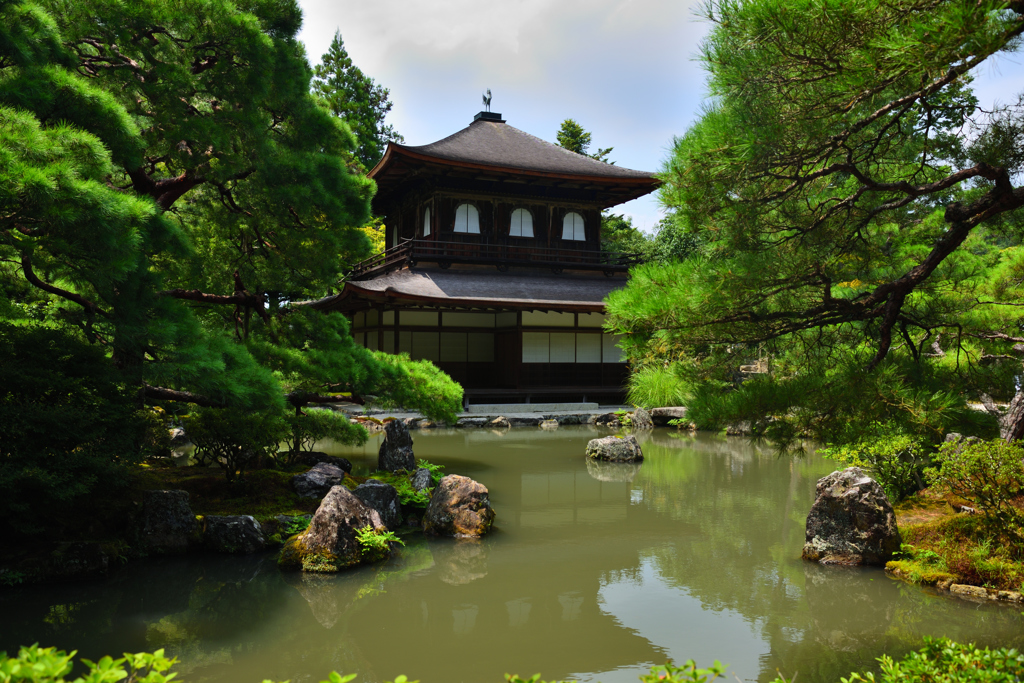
[608,0,1024,444]
[311,31,404,170]
[1,0,462,425]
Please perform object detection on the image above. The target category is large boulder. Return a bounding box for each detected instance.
[203,515,266,554]
[585,434,643,462]
[651,407,688,426]
[141,490,199,554]
[296,451,353,473]
[292,462,348,499]
[353,479,402,530]
[378,419,415,472]
[802,467,901,566]
[279,485,390,572]
[631,408,654,430]
[423,475,496,538]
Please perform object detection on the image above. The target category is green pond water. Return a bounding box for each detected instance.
[3,427,1024,683]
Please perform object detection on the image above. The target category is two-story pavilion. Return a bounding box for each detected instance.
[310,111,659,406]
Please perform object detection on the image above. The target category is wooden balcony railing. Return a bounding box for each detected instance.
[347,239,642,281]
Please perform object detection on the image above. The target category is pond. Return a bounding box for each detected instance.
[3,427,1023,683]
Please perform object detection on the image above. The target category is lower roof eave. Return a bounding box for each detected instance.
[311,284,606,314]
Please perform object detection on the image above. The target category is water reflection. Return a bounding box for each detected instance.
[1,428,1022,683]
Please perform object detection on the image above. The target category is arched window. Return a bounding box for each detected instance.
[454,204,480,234]
[509,208,534,238]
[562,212,585,241]
[423,207,431,237]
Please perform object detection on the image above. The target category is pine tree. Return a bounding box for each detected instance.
[312,31,404,170]
[1,0,462,425]
[607,0,1024,444]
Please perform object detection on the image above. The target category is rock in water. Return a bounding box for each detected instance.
[423,475,496,537]
[141,490,198,554]
[631,408,654,430]
[802,467,901,566]
[292,462,347,499]
[651,407,688,426]
[489,416,511,429]
[585,435,644,462]
[279,485,390,572]
[203,515,266,554]
[411,467,433,491]
[353,479,402,530]
[378,419,415,472]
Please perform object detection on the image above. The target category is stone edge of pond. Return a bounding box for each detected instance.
[886,565,1024,605]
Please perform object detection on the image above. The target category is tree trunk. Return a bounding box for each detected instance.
[1000,388,1024,442]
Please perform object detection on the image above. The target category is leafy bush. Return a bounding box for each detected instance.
[0,644,178,683]
[822,432,929,502]
[834,637,1024,683]
[184,407,288,481]
[928,438,1024,540]
[354,525,404,563]
[0,324,147,536]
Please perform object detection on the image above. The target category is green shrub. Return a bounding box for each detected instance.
[354,525,404,563]
[184,407,288,482]
[0,644,178,683]
[0,324,147,537]
[821,433,929,502]
[282,409,366,465]
[835,637,1024,683]
[928,438,1024,540]
[416,458,445,485]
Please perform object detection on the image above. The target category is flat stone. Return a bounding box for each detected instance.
[651,407,688,426]
[508,415,543,427]
[539,419,559,430]
[203,515,266,554]
[292,462,348,499]
[457,417,489,428]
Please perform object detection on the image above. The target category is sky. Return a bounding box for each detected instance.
[295,0,1024,234]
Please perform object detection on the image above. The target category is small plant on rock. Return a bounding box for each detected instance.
[355,525,404,563]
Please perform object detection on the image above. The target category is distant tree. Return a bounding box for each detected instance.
[556,118,613,163]
[312,31,404,170]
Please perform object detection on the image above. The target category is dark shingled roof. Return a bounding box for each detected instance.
[371,118,654,180]
[308,267,628,313]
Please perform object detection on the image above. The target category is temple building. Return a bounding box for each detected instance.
[310,110,659,406]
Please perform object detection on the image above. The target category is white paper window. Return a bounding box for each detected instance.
[412,331,440,361]
[401,310,438,326]
[522,332,549,363]
[578,312,605,328]
[423,207,431,236]
[383,330,394,353]
[383,310,395,325]
[399,331,412,354]
[454,204,480,234]
[366,309,379,326]
[468,333,495,362]
[510,208,534,238]
[354,311,365,328]
[576,334,601,363]
[440,332,468,362]
[522,311,575,327]
[365,330,378,351]
[354,332,364,347]
[602,333,624,363]
[550,333,575,362]
[562,212,585,241]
